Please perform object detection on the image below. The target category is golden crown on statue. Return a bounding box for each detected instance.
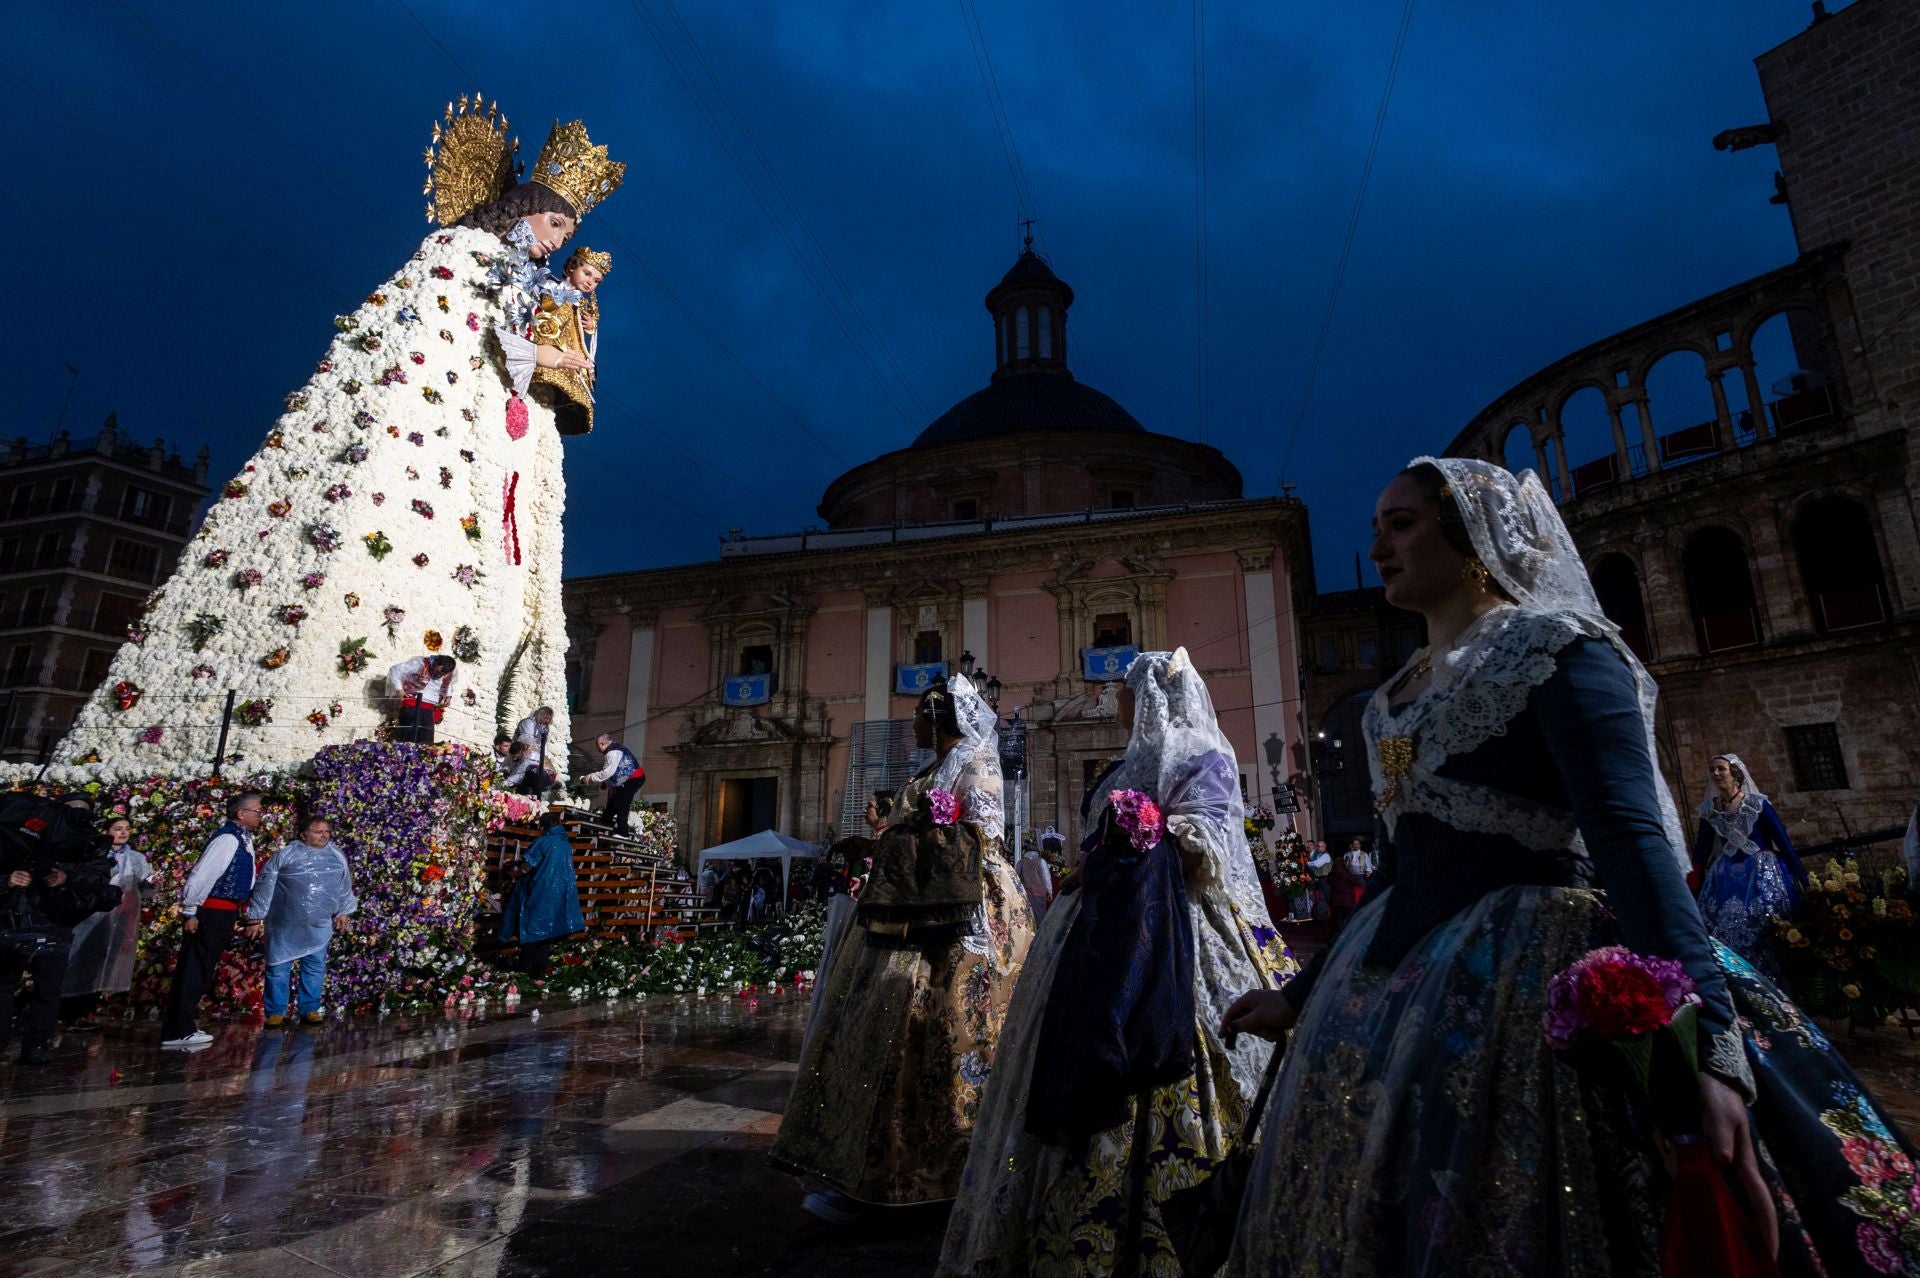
[528,119,626,219]
[423,93,520,226]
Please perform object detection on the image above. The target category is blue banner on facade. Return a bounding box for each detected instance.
[723,674,771,706]
[894,661,949,695]
[1081,645,1141,682]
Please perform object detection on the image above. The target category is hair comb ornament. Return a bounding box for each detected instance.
[423,93,519,226]
[529,119,626,218]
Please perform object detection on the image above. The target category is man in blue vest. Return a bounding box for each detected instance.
[161,792,264,1049]
[582,734,645,834]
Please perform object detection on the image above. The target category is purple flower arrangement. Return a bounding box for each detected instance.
[926,787,959,826]
[1109,788,1166,851]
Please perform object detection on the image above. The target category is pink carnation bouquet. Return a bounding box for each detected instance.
[1543,945,1702,1085]
[926,787,959,826]
[1108,789,1166,852]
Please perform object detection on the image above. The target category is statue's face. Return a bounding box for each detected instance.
[525,211,577,259]
[567,263,605,294]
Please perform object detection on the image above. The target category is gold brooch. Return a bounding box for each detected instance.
[1376,736,1414,812]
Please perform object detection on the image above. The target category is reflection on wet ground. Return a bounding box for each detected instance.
[4,979,1920,1277]
[0,991,938,1276]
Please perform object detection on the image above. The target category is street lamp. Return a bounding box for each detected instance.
[958,650,976,678]
[983,673,1002,709]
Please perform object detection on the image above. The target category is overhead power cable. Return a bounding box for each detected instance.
[658,0,935,424]
[627,0,926,432]
[1277,0,1419,486]
[1192,0,1210,444]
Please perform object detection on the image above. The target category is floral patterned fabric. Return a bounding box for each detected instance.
[1223,886,1919,1277]
[1718,942,1920,1277]
[769,770,1034,1205]
[940,738,1295,1277]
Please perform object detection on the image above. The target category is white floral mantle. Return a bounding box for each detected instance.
[46,227,574,783]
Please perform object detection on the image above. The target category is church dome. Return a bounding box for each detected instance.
[913,375,1145,447]
[817,241,1241,529]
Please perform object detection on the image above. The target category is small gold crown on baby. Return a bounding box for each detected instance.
[530,119,626,219]
[567,246,613,275]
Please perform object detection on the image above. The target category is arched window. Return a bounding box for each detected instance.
[1682,526,1760,654]
[1556,386,1617,496]
[1501,423,1536,478]
[1794,496,1888,632]
[1747,307,1841,436]
[1592,554,1652,661]
[1015,309,1031,359]
[1037,304,1053,358]
[1642,348,1719,465]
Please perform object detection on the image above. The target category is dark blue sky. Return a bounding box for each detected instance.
[3,1,1819,588]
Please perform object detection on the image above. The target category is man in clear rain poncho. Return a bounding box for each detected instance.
[246,814,358,1026]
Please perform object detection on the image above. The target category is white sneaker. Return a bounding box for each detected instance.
[161,1030,214,1049]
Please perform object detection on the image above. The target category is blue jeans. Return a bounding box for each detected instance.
[263,949,327,1017]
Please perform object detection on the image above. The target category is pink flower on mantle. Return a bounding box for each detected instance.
[137,725,164,745]
[505,395,529,440]
[926,788,959,826]
[1109,789,1165,851]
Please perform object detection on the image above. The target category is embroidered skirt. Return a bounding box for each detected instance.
[1225,885,1919,1277]
[769,856,1033,1205]
[1699,849,1797,980]
[940,889,1294,1276]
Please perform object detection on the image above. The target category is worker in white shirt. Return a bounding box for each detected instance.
[581,734,645,833]
[161,792,265,1049]
[386,654,456,744]
[511,707,558,794]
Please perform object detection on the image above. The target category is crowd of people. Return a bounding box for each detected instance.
[768,456,1915,1276]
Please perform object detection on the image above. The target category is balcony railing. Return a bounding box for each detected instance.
[0,492,191,536]
[1816,586,1887,633]
[1695,608,1761,655]
[0,606,134,637]
[0,667,100,692]
[0,544,170,584]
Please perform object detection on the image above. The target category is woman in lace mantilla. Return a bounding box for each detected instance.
[937,650,1295,1278]
[1693,753,1805,981]
[1220,457,1916,1277]
[769,676,1034,1213]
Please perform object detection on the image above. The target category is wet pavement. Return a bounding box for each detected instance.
[0,991,939,1277]
[5,982,1920,1277]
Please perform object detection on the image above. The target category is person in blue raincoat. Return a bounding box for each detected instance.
[247,813,358,1027]
[497,812,584,976]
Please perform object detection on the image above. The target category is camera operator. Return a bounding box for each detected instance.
[0,793,117,1066]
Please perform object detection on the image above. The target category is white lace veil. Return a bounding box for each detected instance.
[926,673,1005,841]
[1699,752,1767,853]
[1088,649,1249,869]
[1708,753,1764,803]
[1411,455,1690,871]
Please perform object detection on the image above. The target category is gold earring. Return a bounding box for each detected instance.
[1462,558,1491,591]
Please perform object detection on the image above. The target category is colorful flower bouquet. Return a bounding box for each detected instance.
[1545,946,1702,1085]
[926,787,958,826]
[1773,859,1920,1024]
[1109,788,1166,852]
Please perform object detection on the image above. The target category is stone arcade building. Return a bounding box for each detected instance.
[566,248,1311,856]
[1443,0,1920,845]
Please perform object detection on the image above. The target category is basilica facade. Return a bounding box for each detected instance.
[565,248,1309,855]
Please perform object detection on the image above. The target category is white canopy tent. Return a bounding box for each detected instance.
[695,828,822,903]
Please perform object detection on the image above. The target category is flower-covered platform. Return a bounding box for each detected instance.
[25,739,825,1023]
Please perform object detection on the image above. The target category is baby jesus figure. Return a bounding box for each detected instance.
[529,245,610,435]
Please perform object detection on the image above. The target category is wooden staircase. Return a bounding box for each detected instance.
[487,811,726,941]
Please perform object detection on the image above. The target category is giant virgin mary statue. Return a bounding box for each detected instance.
[47,99,624,781]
